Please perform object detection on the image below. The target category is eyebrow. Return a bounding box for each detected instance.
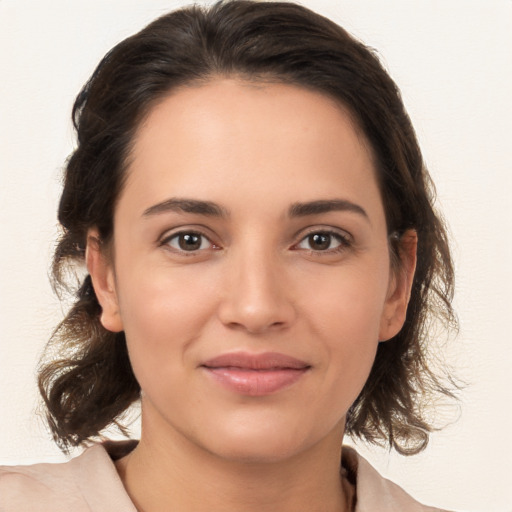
[288,199,369,221]
[143,198,228,218]
[142,197,369,222]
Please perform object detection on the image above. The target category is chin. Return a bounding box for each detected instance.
[209,436,306,464]
[194,416,333,465]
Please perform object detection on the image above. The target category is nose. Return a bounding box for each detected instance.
[217,247,296,335]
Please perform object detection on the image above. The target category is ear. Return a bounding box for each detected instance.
[379,229,417,342]
[85,229,124,333]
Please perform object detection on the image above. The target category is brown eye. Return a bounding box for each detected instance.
[308,233,332,250]
[166,232,211,252]
[179,233,201,250]
[295,231,348,252]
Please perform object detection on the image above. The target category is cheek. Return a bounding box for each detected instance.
[114,261,220,377]
[303,258,390,339]
[301,262,389,394]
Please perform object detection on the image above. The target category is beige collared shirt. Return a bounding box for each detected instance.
[0,442,451,511]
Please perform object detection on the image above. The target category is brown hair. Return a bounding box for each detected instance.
[39,0,457,454]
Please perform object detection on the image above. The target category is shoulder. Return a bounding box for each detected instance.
[343,446,454,512]
[0,455,87,512]
[0,444,137,512]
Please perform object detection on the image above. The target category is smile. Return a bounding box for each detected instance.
[200,352,311,396]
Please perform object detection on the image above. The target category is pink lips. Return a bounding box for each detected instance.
[201,352,310,396]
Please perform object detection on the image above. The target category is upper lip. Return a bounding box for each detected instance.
[201,352,310,370]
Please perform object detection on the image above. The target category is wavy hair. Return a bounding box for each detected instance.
[38,0,457,454]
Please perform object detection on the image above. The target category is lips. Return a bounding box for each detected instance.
[200,352,311,396]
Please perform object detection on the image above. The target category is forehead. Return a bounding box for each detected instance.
[133,78,370,159]
[121,78,381,219]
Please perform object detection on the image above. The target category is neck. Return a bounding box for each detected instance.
[116,413,352,512]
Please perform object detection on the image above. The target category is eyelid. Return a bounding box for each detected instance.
[293,225,353,243]
[159,226,221,254]
[291,226,353,254]
[157,224,353,256]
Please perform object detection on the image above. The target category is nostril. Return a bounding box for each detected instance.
[225,320,286,334]
[221,311,292,335]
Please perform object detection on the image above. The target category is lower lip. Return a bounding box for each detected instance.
[202,367,309,396]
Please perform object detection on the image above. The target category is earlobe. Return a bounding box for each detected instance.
[85,229,124,333]
[379,229,417,342]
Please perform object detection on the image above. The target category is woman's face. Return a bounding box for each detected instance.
[89,78,412,462]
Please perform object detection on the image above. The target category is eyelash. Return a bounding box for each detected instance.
[159,228,352,257]
[160,230,219,256]
[292,229,352,255]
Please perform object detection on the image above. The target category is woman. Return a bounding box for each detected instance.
[0,1,458,510]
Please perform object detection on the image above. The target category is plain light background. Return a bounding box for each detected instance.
[0,1,511,511]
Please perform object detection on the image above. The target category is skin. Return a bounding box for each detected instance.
[87,78,416,512]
